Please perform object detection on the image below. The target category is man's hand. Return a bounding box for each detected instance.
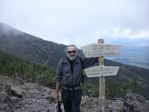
[53,92,59,102]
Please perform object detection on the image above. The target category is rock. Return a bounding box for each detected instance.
[0,75,149,112]
[0,91,8,103]
[11,85,23,97]
[10,96,20,104]
[4,85,11,94]
[106,100,124,112]
[81,96,99,112]
[133,95,149,111]
[0,103,8,110]
[136,95,146,103]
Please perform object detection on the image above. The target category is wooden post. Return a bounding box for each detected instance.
[98,39,105,112]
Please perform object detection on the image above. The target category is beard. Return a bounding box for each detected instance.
[67,54,77,61]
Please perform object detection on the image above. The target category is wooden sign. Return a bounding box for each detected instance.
[81,39,122,112]
[84,66,119,77]
[81,43,121,57]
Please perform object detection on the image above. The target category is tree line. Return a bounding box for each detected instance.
[0,51,55,86]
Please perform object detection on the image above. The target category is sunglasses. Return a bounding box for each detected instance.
[67,50,76,54]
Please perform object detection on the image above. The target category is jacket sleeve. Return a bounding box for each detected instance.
[56,59,63,81]
[81,56,99,69]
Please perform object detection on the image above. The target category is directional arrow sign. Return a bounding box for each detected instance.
[84,66,119,77]
[81,43,121,57]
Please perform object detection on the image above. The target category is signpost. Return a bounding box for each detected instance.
[81,39,121,112]
[84,66,119,77]
[81,44,121,57]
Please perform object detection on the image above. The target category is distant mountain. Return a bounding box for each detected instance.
[0,22,149,99]
[109,46,149,69]
[0,22,66,68]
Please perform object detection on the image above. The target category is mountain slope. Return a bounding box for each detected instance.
[105,59,149,98]
[0,22,66,68]
[0,22,149,99]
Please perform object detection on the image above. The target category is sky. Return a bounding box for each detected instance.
[0,0,149,48]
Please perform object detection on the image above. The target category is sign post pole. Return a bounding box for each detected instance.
[98,39,105,112]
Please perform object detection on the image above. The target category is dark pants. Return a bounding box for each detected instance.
[61,89,82,112]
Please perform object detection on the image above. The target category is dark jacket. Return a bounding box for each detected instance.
[56,55,98,90]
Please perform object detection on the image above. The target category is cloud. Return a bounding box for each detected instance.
[104,27,149,39]
[132,30,149,39]
[0,0,149,47]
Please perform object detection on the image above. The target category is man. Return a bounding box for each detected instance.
[53,45,98,112]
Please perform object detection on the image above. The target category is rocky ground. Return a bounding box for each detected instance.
[0,75,149,112]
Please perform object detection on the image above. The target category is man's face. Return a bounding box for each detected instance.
[66,46,77,61]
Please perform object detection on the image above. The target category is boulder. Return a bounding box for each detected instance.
[11,85,23,97]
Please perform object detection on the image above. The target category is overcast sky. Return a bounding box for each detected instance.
[0,0,149,48]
